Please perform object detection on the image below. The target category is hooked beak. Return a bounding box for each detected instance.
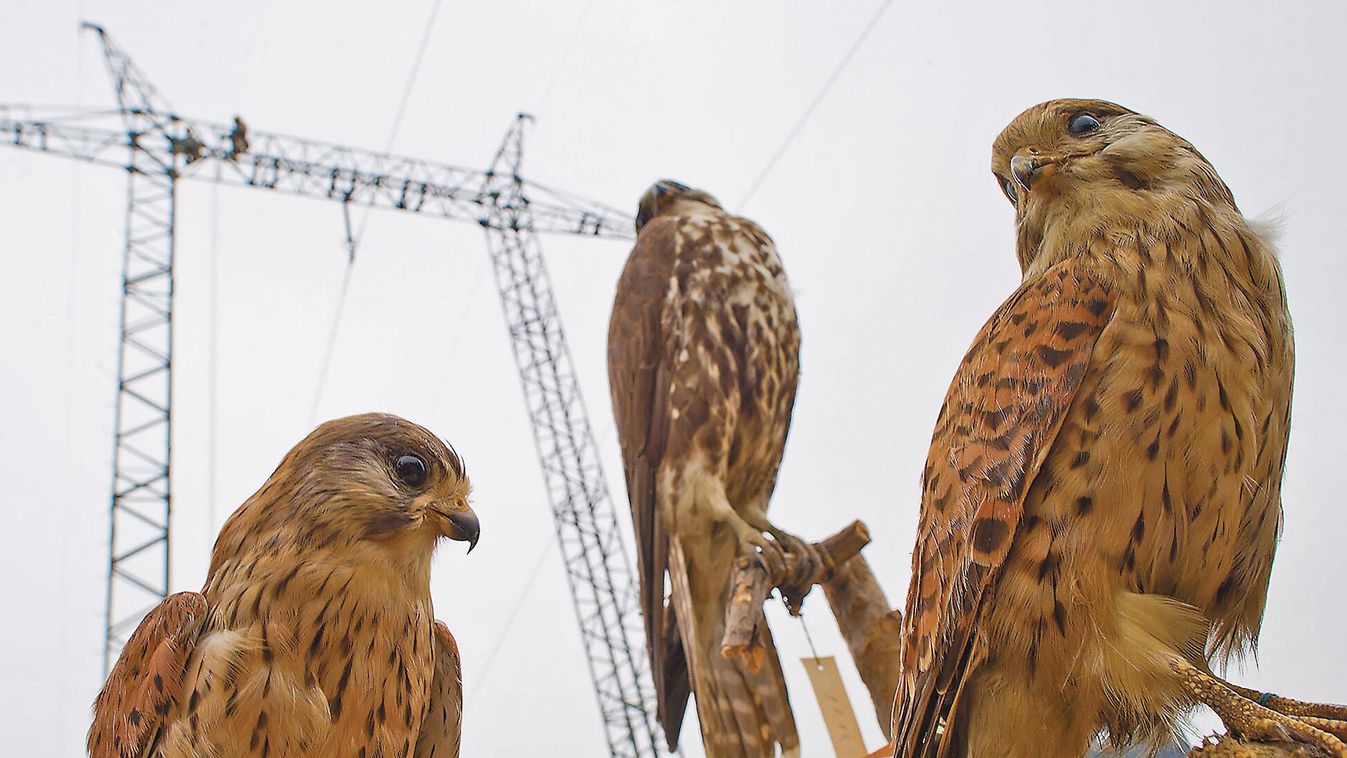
[1010,154,1055,192]
[430,502,480,553]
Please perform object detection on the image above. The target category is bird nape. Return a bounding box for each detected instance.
[88,412,477,758]
[892,99,1343,758]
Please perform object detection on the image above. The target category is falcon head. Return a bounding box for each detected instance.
[992,98,1235,270]
[213,413,479,571]
[635,179,723,232]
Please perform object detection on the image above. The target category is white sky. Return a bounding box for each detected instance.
[2,1,1345,755]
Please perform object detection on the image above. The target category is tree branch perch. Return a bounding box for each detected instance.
[720,520,871,672]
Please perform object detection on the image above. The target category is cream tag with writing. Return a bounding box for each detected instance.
[802,656,866,757]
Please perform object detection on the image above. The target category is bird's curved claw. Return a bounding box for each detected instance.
[770,528,825,615]
[756,535,789,582]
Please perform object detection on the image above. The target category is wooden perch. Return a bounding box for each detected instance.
[720,520,870,673]
[822,553,903,740]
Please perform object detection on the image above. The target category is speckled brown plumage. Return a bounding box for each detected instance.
[609,180,803,757]
[894,100,1299,757]
[88,413,477,758]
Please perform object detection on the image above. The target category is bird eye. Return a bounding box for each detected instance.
[394,454,427,487]
[1068,113,1101,136]
[1001,177,1018,205]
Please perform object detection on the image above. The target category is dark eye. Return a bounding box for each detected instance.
[1068,113,1101,136]
[1001,177,1018,205]
[394,454,427,487]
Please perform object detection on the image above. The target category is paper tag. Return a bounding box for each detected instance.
[802,656,866,757]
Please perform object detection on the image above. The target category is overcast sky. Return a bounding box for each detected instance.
[2,1,1346,755]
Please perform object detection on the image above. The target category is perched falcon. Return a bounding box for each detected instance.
[892,99,1335,757]
[88,413,478,758]
[609,180,809,757]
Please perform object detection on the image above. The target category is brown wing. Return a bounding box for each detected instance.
[893,259,1116,756]
[414,621,463,758]
[607,215,691,745]
[88,592,209,758]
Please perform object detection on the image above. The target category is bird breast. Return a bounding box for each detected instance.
[161,561,439,756]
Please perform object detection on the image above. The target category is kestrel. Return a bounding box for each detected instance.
[892,100,1341,757]
[609,180,811,757]
[88,413,478,758]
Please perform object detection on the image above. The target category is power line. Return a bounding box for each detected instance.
[353,0,447,249]
[309,0,447,424]
[57,10,89,731]
[207,180,222,529]
[533,0,598,117]
[427,255,492,422]
[464,534,556,708]
[307,260,355,426]
[738,0,895,209]
[385,0,446,153]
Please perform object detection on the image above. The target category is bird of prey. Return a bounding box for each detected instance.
[609,180,811,757]
[88,413,478,758]
[892,99,1342,757]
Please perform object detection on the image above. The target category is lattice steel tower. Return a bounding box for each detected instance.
[0,24,667,756]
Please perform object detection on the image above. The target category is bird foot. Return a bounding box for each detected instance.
[1173,660,1347,757]
[727,516,790,581]
[727,514,827,613]
[765,527,826,614]
[1222,682,1347,736]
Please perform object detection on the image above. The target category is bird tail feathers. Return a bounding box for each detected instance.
[669,536,799,758]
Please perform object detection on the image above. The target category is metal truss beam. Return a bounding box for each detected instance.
[480,115,663,757]
[81,21,184,672]
[0,108,629,240]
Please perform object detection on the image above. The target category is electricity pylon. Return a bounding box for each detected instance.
[0,23,666,757]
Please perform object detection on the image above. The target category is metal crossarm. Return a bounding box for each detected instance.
[0,111,631,240]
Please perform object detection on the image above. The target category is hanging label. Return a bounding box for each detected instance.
[802,655,866,757]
